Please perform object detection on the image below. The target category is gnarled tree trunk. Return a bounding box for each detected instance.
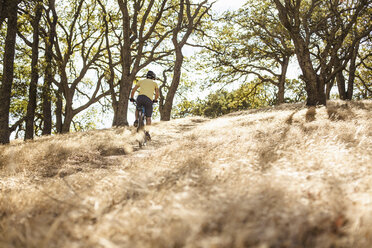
[277,56,290,104]
[42,0,57,135]
[160,47,183,121]
[25,2,42,140]
[0,0,19,144]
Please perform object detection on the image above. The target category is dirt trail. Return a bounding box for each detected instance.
[130,117,209,154]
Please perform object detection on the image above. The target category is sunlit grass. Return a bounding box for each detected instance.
[0,100,371,247]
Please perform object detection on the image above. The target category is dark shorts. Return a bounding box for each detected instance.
[136,95,153,117]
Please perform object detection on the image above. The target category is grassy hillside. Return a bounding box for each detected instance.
[1,100,371,248]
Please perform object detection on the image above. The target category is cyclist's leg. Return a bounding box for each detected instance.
[146,117,152,125]
[134,109,139,126]
[138,95,153,126]
[136,96,146,126]
[135,109,139,120]
[145,111,152,140]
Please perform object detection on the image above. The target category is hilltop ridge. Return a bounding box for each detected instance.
[1,100,372,248]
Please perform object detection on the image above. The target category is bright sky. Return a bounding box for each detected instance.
[213,0,246,12]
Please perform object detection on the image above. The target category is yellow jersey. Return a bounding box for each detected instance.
[137,79,158,100]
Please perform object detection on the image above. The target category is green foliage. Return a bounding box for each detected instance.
[10,60,32,120]
[173,100,197,118]
[174,76,309,119]
[284,79,307,103]
[174,79,271,118]
[72,107,99,132]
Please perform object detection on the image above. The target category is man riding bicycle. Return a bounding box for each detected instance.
[130,70,159,127]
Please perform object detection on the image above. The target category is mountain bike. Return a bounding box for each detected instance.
[131,99,151,148]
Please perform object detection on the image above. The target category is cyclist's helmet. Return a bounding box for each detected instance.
[146,70,156,80]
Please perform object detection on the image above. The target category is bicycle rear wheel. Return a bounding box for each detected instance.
[137,111,145,132]
[137,111,146,147]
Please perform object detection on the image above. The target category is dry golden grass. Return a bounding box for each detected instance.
[1,100,371,248]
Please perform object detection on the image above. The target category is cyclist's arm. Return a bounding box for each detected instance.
[130,84,140,99]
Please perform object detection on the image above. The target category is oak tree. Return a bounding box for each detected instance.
[272,0,371,105]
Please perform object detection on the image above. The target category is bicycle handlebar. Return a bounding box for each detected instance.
[130,98,158,104]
